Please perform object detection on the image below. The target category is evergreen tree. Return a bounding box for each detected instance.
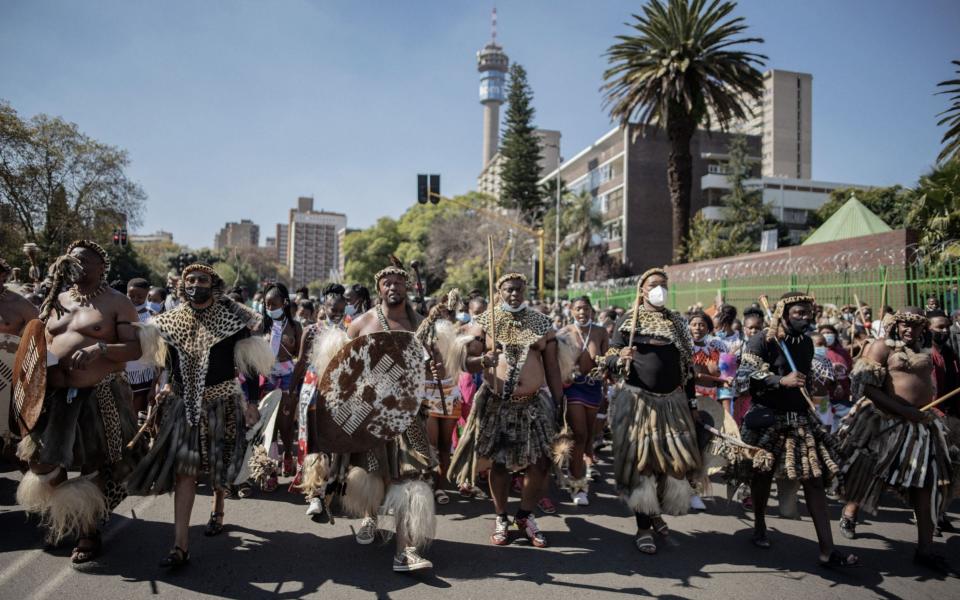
[499,63,544,226]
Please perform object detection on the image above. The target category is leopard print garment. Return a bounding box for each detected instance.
[152,299,260,426]
[94,372,126,464]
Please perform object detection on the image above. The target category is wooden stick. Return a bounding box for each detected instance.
[126,402,156,449]
[922,385,960,412]
[758,295,820,414]
[853,293,874,338]
[486,236,497,375]
[622,278,645,373]
[879,268,889,316]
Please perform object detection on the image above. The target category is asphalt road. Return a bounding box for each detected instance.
[0,449,957,600]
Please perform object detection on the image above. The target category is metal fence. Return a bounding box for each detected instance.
[585,261,960,313]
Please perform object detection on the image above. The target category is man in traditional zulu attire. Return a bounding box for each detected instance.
[458,272,567,549]
[597,268,702,555]
[15,240,151,565]
[306,261,438,572]
[1,257,38,455]
[126,264,273,569]
[734,291,858,568]
[838,308,954,573]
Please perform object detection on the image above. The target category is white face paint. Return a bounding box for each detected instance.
[647,285,667,308]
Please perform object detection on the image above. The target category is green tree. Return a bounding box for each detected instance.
[0,100,147,271]
[685,134,779,259]
[499,64,544,227]
[908,160,960,263]
[936,60,960,165]
[562,191,604,279]
[602,0,765,264]
[810,186,916,230]
[342,217,403,288]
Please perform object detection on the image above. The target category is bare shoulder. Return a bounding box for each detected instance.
[104,287,138,318]
[863,339,891,363]
[346,310,377,338]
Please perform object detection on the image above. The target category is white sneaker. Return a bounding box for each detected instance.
[305,497,323,516]
[690,495,707,511]
[393,546,432,572]
[356,516,377,545]
[572,491,590,506]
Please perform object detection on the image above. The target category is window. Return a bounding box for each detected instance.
[707,164,730,175]
[601,219,623,241]
[781,208,808,225]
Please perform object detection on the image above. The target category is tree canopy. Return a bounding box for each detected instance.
[0,100,147,271]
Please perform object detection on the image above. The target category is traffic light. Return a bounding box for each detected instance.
[112,229,121,245]
[429,174,440,204]
[417,174,428,204]
[120,229,128,246]
[416,174,441,204]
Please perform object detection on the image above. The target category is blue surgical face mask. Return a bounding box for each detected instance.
[823,333,836,347]
[344,305,357,317]
[267,307,285,320]
[146,301,163,314]
[814,346,827,358]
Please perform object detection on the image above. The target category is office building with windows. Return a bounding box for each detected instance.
[539,125,756,275]
[213,219,259,250]
[286,197,346,288]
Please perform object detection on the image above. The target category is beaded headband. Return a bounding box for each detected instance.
[496,272,527,289]
[374,266,409,287]
[638,267,668,286]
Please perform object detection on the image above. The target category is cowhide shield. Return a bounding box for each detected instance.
[12,320,46,436]
[315,331,425,453]
[0,333,20,441]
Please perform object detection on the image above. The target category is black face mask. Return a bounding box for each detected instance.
[787,317,810,335]
[932,331,949,346]
[185,286,212,303]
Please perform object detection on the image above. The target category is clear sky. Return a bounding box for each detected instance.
[2,1,958,248]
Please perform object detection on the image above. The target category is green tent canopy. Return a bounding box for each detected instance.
[802,195,892,246]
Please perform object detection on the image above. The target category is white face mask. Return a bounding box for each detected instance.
[267,307,285,320]
[501,302,528,314]
[646,285,666,308]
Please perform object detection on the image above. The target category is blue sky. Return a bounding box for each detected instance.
[2,1,958,248]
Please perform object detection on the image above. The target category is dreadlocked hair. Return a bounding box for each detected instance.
[39,254,83,322]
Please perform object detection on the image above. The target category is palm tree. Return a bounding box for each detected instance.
[936,60,960,165]
[602,0,765,263]
[562,191,604,282]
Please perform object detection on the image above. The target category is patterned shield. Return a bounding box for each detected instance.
[12,320,47,436]
[0,333,20,441]
[315,331,426,453]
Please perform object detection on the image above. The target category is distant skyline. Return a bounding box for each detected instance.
[2,1,958,248]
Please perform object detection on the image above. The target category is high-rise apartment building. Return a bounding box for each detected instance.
[274,223,289,263]
[727,69,812,179]
[286,197,346,288]
[213,219,259,250]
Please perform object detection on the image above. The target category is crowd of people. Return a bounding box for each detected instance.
[1,242,958,577]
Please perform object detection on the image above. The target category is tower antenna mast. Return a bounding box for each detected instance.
[491,7,497,42]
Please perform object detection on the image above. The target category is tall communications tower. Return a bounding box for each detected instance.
[477,8,508,168]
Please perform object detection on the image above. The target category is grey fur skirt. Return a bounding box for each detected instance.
[126,379,246,494]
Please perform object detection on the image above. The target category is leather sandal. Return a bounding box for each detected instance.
[71,531,102,564]
[635,533,657,555]
[204,511,225,537]
[651,516,669,537]
[159,546,190,569]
